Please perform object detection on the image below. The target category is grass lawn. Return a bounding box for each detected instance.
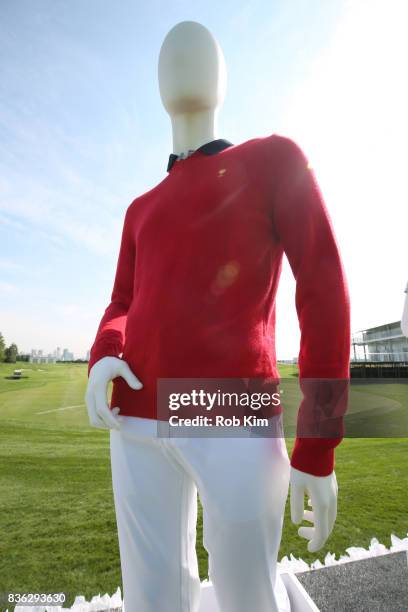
[0,361,407,610]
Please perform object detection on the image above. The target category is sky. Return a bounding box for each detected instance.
[0,0,407,360]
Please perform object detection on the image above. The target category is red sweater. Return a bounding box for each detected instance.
[88,133,351,476]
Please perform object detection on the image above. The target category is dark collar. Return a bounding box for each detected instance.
[167,138,234,172]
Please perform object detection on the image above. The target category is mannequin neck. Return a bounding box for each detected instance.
[170,109,219,157]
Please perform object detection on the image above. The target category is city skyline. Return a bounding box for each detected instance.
[28,346,85,362]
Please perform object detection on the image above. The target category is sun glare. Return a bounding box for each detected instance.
[276,0,408,358]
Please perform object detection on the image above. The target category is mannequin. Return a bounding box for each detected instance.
[85,20,350,612]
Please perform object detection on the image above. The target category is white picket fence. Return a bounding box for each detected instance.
[6,533,408,612]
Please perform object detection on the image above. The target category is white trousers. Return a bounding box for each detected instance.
[109,415,291,612]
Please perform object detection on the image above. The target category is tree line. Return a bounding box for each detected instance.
[0,332,24,363]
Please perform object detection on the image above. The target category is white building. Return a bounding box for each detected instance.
[62,348,74,361]
[29,349,57,364]
[352,321,408,362]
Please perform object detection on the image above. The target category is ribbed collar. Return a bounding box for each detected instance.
[167,138,234,172]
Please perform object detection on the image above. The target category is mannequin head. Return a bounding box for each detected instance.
[158,20,227,119]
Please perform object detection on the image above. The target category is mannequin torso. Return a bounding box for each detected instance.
[85,19,350,558]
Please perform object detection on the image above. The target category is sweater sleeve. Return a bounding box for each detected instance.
[87,204,136,377]
[270,136,351,476]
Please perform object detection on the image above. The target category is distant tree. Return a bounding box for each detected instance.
[0,333,5,362]
[4,343,18,363]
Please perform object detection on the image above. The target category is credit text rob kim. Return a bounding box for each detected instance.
[167,388,282,427]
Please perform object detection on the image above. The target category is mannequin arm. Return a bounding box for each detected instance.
[87,204,136,376]
[401,280,408,337]
[270,136,351,476]
[85,203,143,429]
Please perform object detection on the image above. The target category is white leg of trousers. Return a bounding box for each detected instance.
[171,416,291,612]
[110,416,291,612]
[109,421,201,612]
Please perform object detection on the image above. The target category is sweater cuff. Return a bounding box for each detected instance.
[290,437,339,476]
[87,346,122,377]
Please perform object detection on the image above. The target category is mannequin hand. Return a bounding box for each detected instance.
[84,356,143,430]
[290,466,338,553]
